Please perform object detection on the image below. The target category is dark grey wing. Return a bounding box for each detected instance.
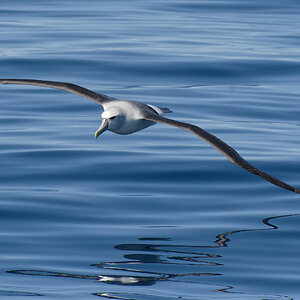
[144,113,300,194]
[0,79,116,105]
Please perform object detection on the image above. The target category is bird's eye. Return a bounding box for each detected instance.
[109,116,116,120]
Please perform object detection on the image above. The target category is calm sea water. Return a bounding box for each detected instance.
[1,1,300,299]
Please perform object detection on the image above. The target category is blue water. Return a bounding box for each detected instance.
[1,1,300,299]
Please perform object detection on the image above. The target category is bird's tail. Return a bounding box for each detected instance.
[159,107,173,114]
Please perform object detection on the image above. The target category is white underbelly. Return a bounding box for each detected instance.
[110,119,155,135]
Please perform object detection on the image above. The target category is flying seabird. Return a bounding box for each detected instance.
[0,78,299,194]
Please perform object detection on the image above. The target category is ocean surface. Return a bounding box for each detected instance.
[1,1,300,299]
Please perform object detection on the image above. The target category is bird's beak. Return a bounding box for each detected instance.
[95,119,108,139]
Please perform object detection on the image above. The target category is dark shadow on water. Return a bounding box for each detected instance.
[7,214,296,299]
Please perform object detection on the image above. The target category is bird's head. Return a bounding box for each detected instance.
[95,107,125,138]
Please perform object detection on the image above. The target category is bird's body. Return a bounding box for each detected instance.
[0,78,299,194]
[101,100,163,135]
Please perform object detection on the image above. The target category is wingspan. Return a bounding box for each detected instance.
[144,113,300,194]
[0,79,116,105]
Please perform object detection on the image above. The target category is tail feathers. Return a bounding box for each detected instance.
[159,107,173,114]
[147,104,173,115]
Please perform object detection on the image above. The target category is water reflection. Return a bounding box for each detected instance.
[0,291,43,297]
[8,214,295,299]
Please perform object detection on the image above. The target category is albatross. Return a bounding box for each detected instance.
[0,78,299,194]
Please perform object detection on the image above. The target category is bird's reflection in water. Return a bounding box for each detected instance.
[7,214,296,299]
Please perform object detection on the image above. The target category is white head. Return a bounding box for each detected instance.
[95,106,126,138]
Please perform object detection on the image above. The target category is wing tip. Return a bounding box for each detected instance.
[294,188,300,194]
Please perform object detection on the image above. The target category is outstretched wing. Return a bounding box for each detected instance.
[143,113,300,194]
[0,79,116,105]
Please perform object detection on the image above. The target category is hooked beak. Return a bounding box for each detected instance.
[95,118,108,139]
